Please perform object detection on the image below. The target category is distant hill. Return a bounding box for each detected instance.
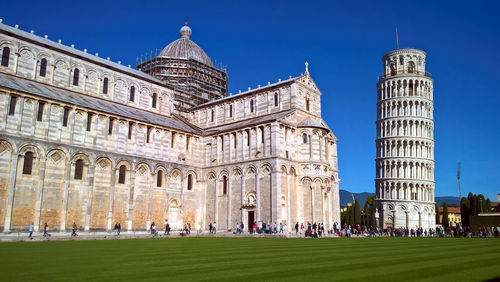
[340,189,460,206]
[435,196,460,206]
[340,190,374,206]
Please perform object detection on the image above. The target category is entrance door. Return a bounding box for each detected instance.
[248,211,254,232]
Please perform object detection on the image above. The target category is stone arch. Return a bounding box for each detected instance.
[231,167,242,178]
[169,168,183,190]
[207,171,217,183]
[259,163,272,176]
[132,162,152,230]
[90,156,113,230]
[167,198,181,230]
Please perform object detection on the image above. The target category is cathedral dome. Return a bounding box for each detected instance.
[159,23,213,66]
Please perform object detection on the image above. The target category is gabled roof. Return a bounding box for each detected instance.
[0,74,201,134]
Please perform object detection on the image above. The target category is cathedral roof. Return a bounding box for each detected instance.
[298,117,330,131]
[158,23,213,66]
[0,22,166,86]
[0,74,202,135]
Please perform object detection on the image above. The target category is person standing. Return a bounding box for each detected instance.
[117,223,121,236]
[28,222,34,239]
[295,222,299,235]
[213,222,217,234]
[114,223,119,237]
[240,222,244,234]
[209,222,213,234]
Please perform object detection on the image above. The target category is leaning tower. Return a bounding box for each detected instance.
[374,49,436,230]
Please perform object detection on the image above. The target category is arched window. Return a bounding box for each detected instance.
[250,99,254,113]
[187,174,193,190]
[390,64,396,76]
[8,95,17,116]
[156,171,163,187]
[23,151,34,175]
[408,62,415,73]
[1,47,10,67]
[102,77,109,94]
[37,102,45,122]
[118,165,126,184]
[129,86,135,102]
[274,92,279,107]
[303,133,308,144]
[222,175,228,195]
[74,159,84,180]
[306,98,310,112]
[39,58,47,77]
[73,68,80,86]
[152,93,157,108]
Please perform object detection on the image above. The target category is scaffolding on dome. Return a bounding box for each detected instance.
[137,51,228,112]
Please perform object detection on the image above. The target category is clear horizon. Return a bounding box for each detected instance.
[2,0,499,200]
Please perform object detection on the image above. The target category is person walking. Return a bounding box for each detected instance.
[114,223,119,237]
[209,222,213,234]
[71,222,78,237]
[151,222,157,237]
[43,223,49,237]
[165,221,170,235]
[117,223,121,236]
[240,222,244,234]
[28,222,34,239]
[295,222,299,235]
[213,222,217,234]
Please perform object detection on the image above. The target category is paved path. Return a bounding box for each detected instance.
[0,231,341,242]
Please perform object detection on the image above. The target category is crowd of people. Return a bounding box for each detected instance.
[22,221,500,239]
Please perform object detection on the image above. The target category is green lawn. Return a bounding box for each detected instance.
[0,237,499,281]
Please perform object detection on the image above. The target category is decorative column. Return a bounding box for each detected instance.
[127,168,136,231]
[270,169,279,223]
[146,172,154,231]
[3,152,19,232]
[256,172,260,221]
[84,163,95,231]
[405,211,409,229]
[60,159,72,231]
[107,167,117,231]
[227,176,231,230]
[33,155,47,232]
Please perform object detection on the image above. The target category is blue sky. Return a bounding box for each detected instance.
[2,0,499,200]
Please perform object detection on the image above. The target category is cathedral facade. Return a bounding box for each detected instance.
[0,21,340,232]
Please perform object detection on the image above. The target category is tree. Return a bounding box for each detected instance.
[486,198,492,213]
[354,199,362,225]
[478,194,486,214]
[442,202,449,229]
[367,195,376,227]
[460,197,470,227]
[435,203,441,225]
[349,204,355,226]
[362,202,368,226]
[468,192,476,216]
